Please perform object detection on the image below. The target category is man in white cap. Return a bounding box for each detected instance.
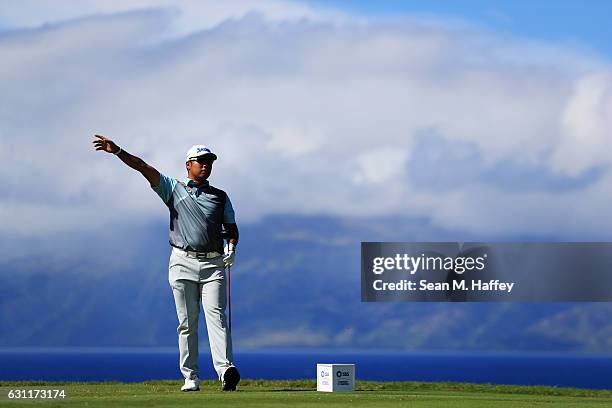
[92,134,240,392]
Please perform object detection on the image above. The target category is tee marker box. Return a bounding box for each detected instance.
[316,364,355,392]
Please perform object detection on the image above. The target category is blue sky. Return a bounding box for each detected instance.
[307,0,612,57]
[1,0,612,248]
[2,0,612,352]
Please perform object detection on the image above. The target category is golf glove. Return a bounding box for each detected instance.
[223,243,236,267]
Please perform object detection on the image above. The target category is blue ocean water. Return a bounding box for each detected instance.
[1,349,611,390]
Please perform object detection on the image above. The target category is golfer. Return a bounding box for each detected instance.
[92,134,240,392]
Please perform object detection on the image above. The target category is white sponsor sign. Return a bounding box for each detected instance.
[316,364,355,392]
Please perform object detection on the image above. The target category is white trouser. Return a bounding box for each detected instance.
[169,248,234,380]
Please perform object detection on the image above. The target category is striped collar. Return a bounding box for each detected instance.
[185,178,210,188]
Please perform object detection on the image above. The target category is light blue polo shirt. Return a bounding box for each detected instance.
[152,173,236,252]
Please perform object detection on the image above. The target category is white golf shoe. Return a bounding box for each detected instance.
[181,377,200,392]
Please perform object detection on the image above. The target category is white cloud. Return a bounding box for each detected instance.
[0,0,345,36]
[353,147,409,184]
[551,72,612,176]
[1,1,612,241]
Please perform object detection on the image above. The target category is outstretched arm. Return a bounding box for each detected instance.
[92,134,160,187]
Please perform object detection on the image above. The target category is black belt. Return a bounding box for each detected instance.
[172,246,221,259]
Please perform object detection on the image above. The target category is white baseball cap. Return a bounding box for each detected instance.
[186,145,218,161]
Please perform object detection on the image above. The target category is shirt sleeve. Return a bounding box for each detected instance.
[151,173,177,204]
[223,194,236,223]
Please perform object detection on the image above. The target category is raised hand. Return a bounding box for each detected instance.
[92,134,120,154]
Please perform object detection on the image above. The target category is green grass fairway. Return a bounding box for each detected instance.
[1,380,611,407]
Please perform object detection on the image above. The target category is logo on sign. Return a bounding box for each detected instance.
[336,371,350,378]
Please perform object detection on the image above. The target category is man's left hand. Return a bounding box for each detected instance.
[223,243,236,267]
